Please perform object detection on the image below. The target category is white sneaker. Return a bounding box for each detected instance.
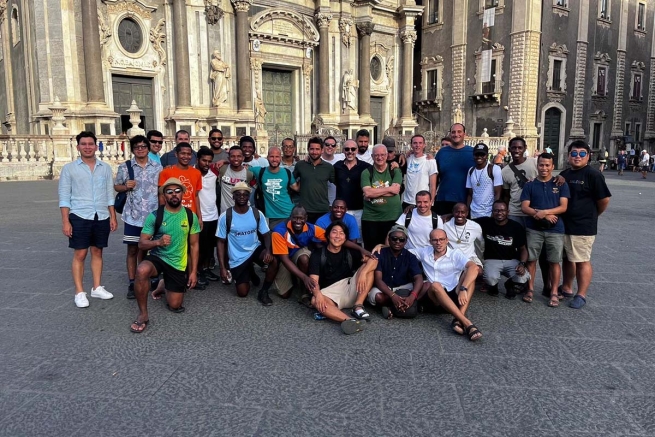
[75,292,90,308]
[90,285,114,300]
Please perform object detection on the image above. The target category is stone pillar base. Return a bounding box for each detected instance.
[397,117,418,135]
[52,135,73,162]
[569,128,586,139]
[169,107,198,131]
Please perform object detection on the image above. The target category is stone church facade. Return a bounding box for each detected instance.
[0,0,424,148]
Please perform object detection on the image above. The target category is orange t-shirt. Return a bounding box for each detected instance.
[158,166,203,214]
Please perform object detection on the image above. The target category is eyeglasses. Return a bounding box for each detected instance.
[570,151,588,158]
[344,147,357,152]
[164,188,182,195]
[430,238,447,243]
[389,236,406,243]
[133,145,148,150]
[149,140,163,144]
[210,137,223,141]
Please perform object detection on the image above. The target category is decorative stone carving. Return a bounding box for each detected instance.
[49,96,67,135]
[611,51,626,136]
[339,17,353,47]
[569,41,588,138]
[254,91,267,131]
[302,62,313,95]
[451,44,466,124]
[231,0,251,13]
[250,9,320,47]
[210,50,231,106]
[204,0,224,25]
[106,0,154,19]
[127,100,145,138]
[315,12,332,29]
[98,10,111,48]
[341,69,358,112]
[250,57,263,97]
[400,30,417,45]
[149,18,166,67]
[546,43,569,103]
[0,1,6,24]
[645,58,655,139]
[356,21,374,37]
[386,56,394,87]
[453,104,463,125]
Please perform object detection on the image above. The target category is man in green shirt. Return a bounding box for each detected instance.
[130,177,201,333]
[293,137,336,224]
[361,144,403,250]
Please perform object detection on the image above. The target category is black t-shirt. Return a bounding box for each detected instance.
[477,217,526,261]
[559,165,612,236]
[333,159,372,210]
[308,247,353,289]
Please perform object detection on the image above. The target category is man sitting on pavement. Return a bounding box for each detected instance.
[369,225,424,320]
[477,200,530,299]
[395,190,443,250]
[130,178,200,333]
[314,199,362,269]
[309,221,376,335]
[217,182,278,306]
[415,229,482,341]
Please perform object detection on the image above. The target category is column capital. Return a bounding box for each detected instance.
[356,21,375,37]
[231,0,251,13]
[315,12,332,29]
[400,30,417,45]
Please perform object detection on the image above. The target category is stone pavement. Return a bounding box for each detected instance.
[0,170,654,436]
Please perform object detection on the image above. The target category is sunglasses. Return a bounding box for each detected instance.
[570,151,588,157]
[133,145,148,150]
[389,236,406,243]
[149,140,163,144]
[210,137,223,141]
[325,143,336,147]
[344,147,357,152]
[164,188,183,195]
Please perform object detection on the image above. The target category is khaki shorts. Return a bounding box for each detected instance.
[321,268,362,309]
[274,247,312,294]
[564,235,596,263]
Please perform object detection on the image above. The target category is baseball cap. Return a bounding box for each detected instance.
[387,224,408,238]
[382,136,396,150]
[473,143,489,155]
[159,177,187,195]
[231,181,252,194]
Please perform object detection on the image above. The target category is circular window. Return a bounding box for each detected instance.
[370,56,382,81]
[117,18,143,54]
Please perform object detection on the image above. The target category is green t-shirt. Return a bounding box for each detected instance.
[361,166,403,221]
[293,160,335,214]
[142,208,200,271]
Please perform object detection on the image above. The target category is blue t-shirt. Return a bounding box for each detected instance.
[148,152,161,165]
[250,166,296,219]
[519,178,570,233]
[216,207,270,268]
[314,212,361,242]
[435,146,475,202]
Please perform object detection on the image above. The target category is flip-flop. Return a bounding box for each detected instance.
[341,319,367,335]
[548,295,560,308]
[381,306,393,320]
[130,320,149,333]
[166,304,185,313]
[351,305,371,321]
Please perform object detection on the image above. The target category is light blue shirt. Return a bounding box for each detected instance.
[148,152,161,165]
[58,158,115,220]
[217,207,270,268]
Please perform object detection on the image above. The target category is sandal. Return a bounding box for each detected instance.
[451,319,465,335]
[465,324,482,341]
[341,319,367,335]
[381,306,393,320]
[129,319,149,333]
[548,294,560,308]
[351,304,370,321]
[522,290,534,303]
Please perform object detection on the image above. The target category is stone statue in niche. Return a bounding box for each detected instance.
[254,91,267,131]
[210,50,231,106]
[453,104,463,125]
[341,69,358,112]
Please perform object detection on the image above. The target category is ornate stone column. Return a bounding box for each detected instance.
[232,0,253,112]
[645,27,655,139]
[356,21,374,119]
[0,5,15,132]
[400,30,417,121]
[569,0,589,138]
[172,0,192,108]
[80,0,106,105]
[315,12,332,116]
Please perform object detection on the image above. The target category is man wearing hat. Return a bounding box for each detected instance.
[466,143,503,219]
[216,182,278,306]
[129,177,201,333]
[368,225,424,319]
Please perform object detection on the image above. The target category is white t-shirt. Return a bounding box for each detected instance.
[322,153,345,206]
[443,218,483,258]
[402,155,438,205]
[641,153,650,166]
[357,150,373,165]
[465,163,503,219]
[396,211,443,250]
[243,157,269,169]
[199,171,219,221]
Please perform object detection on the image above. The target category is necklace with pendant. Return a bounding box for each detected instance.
[455,222,467,244]
[475,167,484,186]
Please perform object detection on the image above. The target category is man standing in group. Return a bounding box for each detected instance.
[160,130,196,167]
[280,137,299,172]
[321,136,345,206]
[617,149,627,175]
[214,146,255,214]
[129,178,200,333]
[59,131,117,307]
[158,143,203,228]
[114,135,162,299]
[195,148,221,284]
[434,123,475,214]
[355,129,374,164]
[502,138,538,227]
[146,130,164,165]
[361,144,403,250]
[208,128,228,162]
[293,137,336,224]
[520,152,570,307]
[466,143,503,219]
[640,149,650,179]
[240,135,269,169]
[402,134,438,211]
[395,191,443,250]
[559,140,611,309]
[333,139,372,237]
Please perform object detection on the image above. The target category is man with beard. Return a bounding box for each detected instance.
[333,139,372,238]
[293,137,336,224]
[214,146,254,214]
[160,130,197,167]
[195,148,221,284]
[321,136,345,206]
[208,128,228,162]
[466,143,502,219]
[240,135,269,169]
[146,130,164,165]
[558,140,611,309]
[434,123,475,214]
[130,178,200,333]
[395,191,443,250]
[158,142,203,226]
[355,129,374,164]
[217,182,278,306]
[442,203,483,292]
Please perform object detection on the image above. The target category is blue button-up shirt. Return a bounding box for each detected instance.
[114,157,162,227]
[58,158,116,220]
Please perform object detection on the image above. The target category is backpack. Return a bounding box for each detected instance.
[216,166,254,211]
[319,246,353,273]
[468,163,497,184]
[404,209,440,230]
[152,205,194,241]
[254,167,292,213]
[114,160,134,214]
[225,206,261,236]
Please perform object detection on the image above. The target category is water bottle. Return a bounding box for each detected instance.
[313,312,326,320]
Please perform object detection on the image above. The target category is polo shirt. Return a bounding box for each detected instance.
[376,247,422,288]
[272,221,326,257]
[333,159,372,210]
[413,246,469,291]
[293,160,335,214]
[519,177,570,234]
[314,212,361,241]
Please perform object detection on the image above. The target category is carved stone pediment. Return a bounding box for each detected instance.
[103,0,156,18]
[250,9,319,47]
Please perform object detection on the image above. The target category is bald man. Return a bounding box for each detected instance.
[334,139,372,238]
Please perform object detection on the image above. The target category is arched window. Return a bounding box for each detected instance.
[11,7,20,46]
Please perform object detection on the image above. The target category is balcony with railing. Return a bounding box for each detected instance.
[470,79,503,103]
[413,88,442,109]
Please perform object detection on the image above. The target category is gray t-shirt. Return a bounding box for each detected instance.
[501,158,538,216]
[219,166,248,214]
[212,150,229,163]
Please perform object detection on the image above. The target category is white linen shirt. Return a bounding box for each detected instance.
[413,246,470,291]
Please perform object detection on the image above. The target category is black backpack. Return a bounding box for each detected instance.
[216,166,254,211]
[152,205,194,240]
[468,163,497,183]
[225,206,261,236]
[404,210,440,230]
[114,160,134,214]
[254,167,293,213]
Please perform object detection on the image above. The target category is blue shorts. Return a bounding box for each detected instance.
[123,223,142,245]
[68,214,110,250]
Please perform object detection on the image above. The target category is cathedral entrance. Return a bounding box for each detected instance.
[112,75,154,135]
[261,69,293,142]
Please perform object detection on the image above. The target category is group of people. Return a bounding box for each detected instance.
[58,123,611,338]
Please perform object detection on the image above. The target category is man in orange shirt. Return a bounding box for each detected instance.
[159,142,203,229]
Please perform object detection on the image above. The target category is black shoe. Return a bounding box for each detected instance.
[192,283,207,291]
[203,269,220,281]
[258,289,273,306]
[127,283,135,300]
[504,279,517,300]
[487,284,499,297]
[196,273,209,287]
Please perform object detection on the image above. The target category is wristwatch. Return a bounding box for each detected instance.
[458,286,468,293]
[518,261,526,267]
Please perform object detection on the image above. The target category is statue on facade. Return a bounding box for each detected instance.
[341,69,358,112]
[453,104,463,125]
[210,50,230,106]
[254,91,267,131]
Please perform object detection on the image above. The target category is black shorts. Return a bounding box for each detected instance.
[68,213,110,250]
[231,245,266,285]
[144,254,187,293]
[419,287,461,313]
[199,220,218,263]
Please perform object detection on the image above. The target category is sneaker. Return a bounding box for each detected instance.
[203,269,220,281]
[90,285,114,300]
[196,273,209,287]
[126,283,135,300]
[257,289,273,306]
[74,292,89,308]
